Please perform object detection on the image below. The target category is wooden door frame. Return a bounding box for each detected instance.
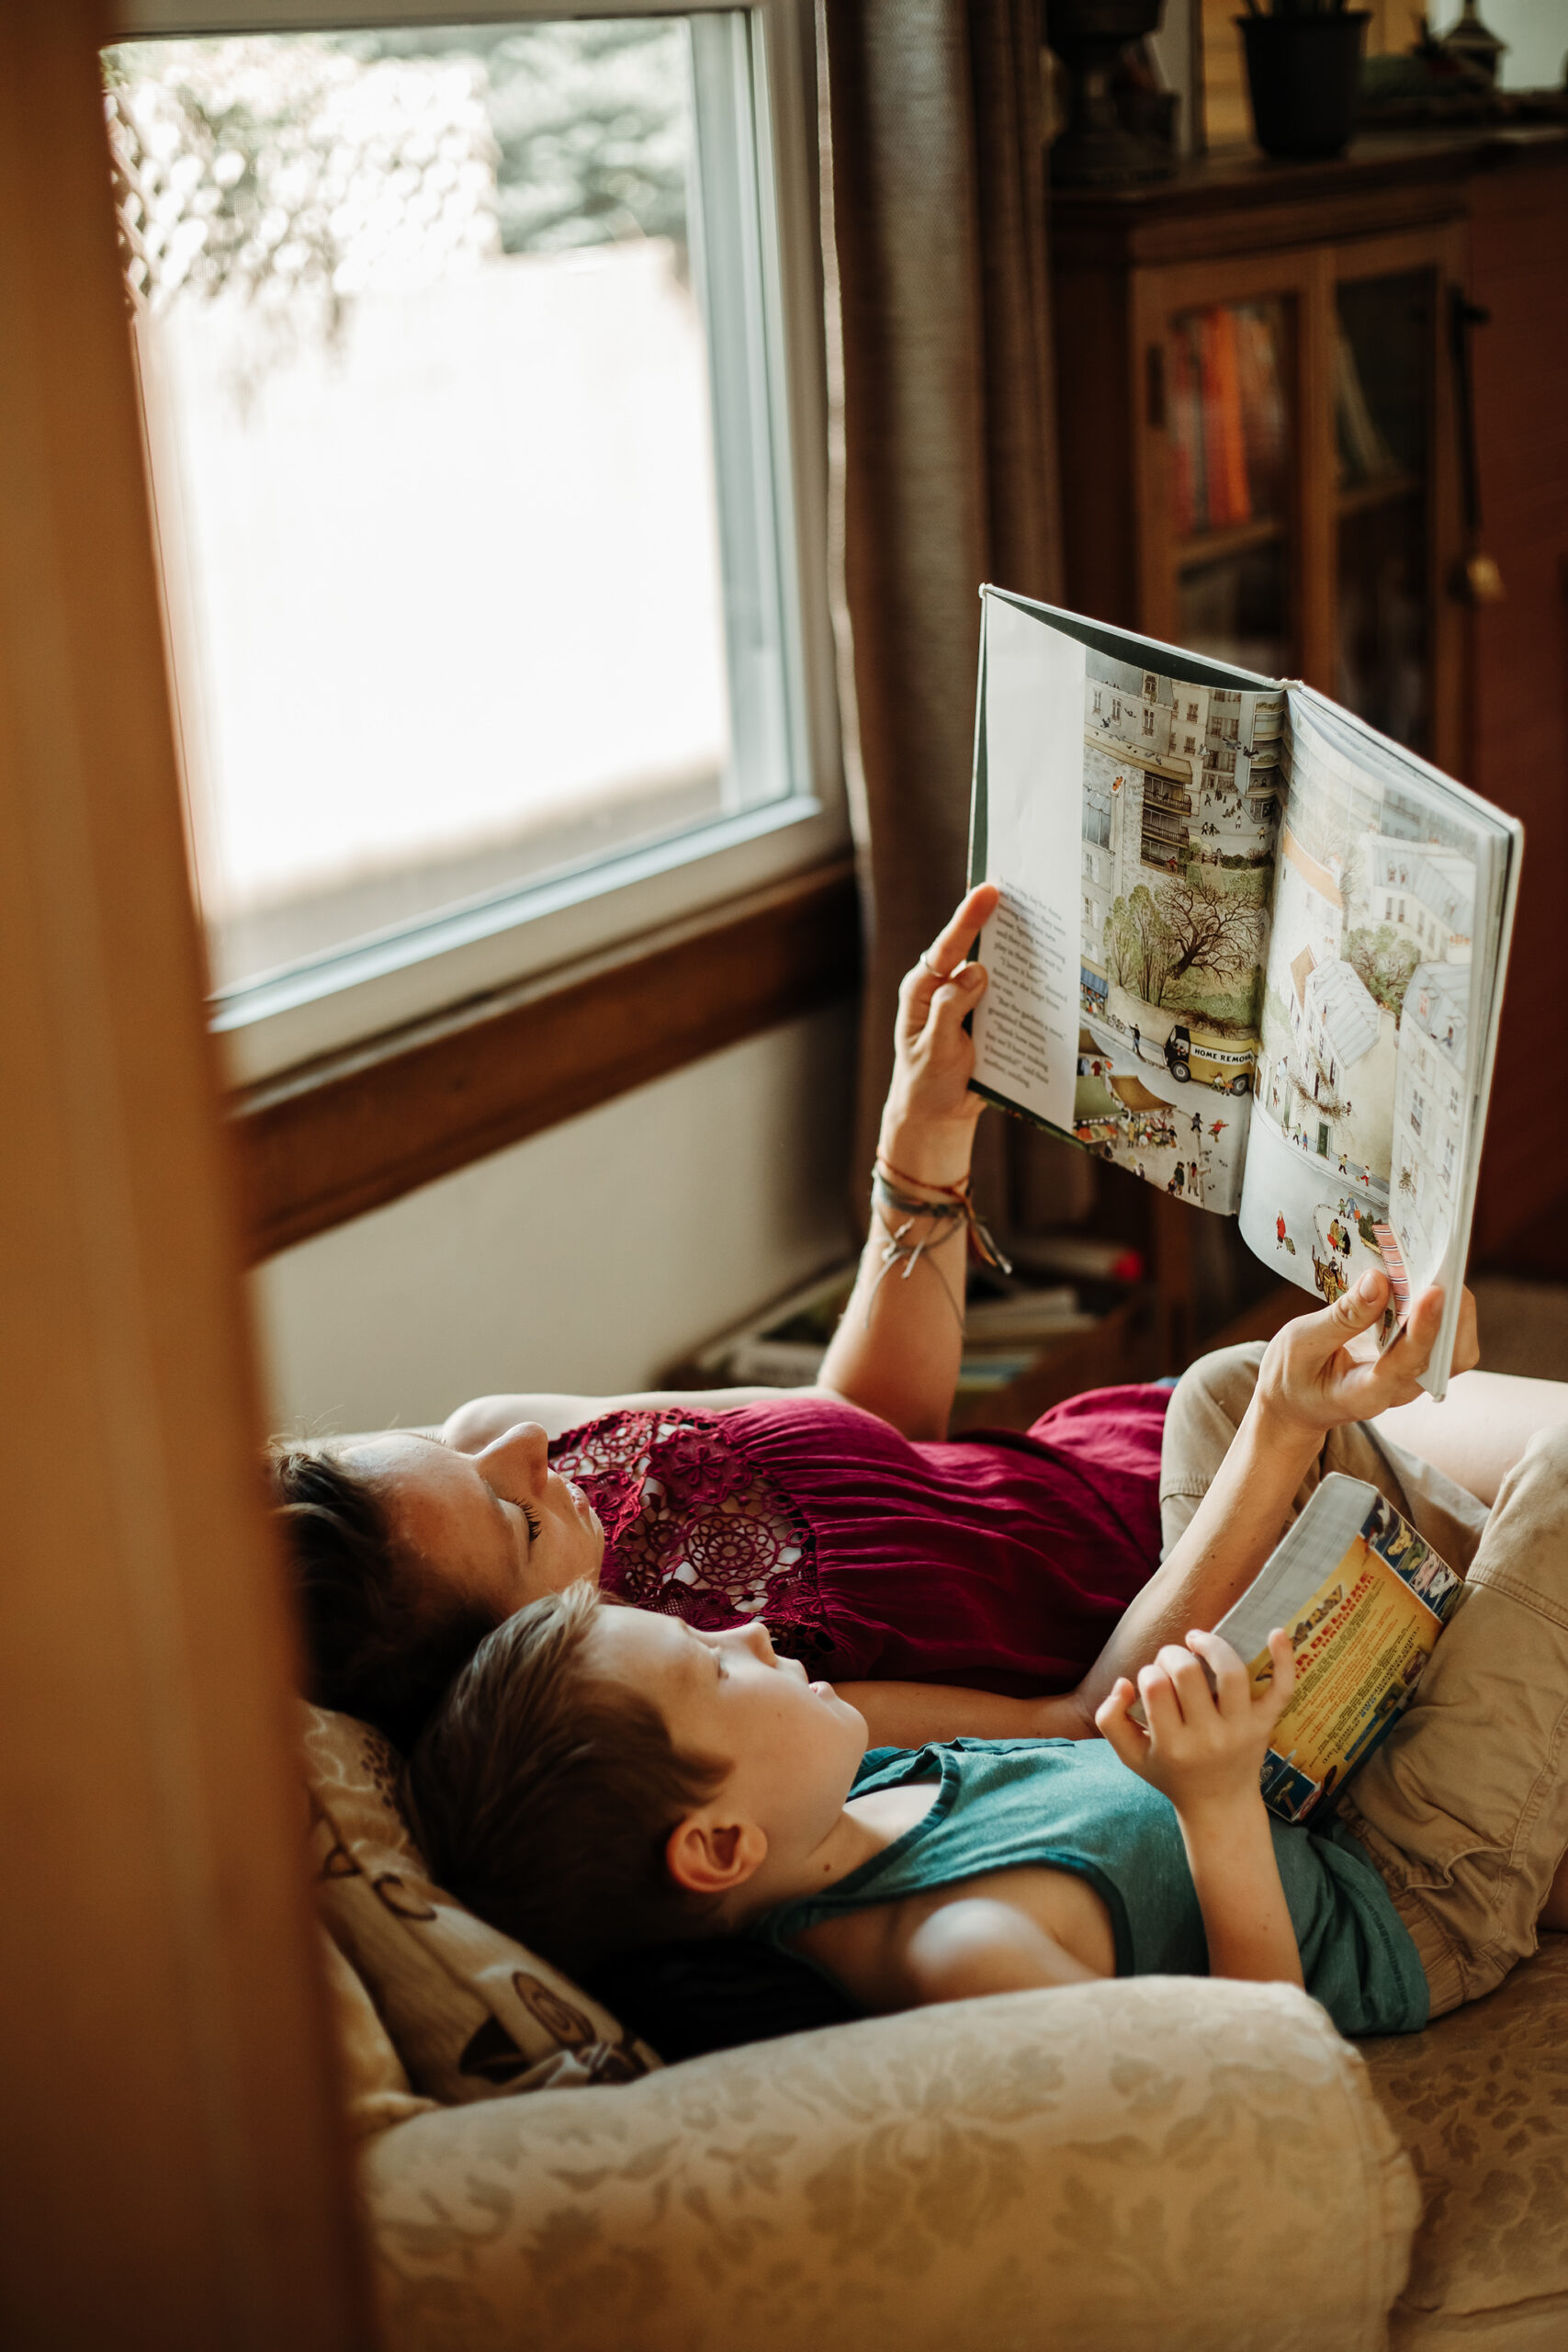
[0,9,371,2344]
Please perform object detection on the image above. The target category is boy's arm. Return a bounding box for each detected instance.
[899,1899,1108,2004]
[1177,1795,1303,1990]
[798,1896,1108,2013]
[1099,1626,1303,1991]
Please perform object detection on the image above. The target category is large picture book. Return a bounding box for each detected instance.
[966,586,1523,1397]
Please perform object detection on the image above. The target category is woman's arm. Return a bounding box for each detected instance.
[1071,1272,1472,1726]
[438,1385,801,1451]
[840,1278,1488,1751]
[816,883,1001,1441]
[439,886,1003,1456]
[835,1680,1090,1747]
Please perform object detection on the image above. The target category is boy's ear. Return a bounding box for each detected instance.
[665,1813,768,1896]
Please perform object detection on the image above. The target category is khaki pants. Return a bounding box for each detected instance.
[1162,1343,1568,2019]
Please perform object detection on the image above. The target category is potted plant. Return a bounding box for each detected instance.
[1237,2,1371,161]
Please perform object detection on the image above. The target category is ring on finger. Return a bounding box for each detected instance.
[919,951,952,982]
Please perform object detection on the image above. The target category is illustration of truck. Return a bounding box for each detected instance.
[1162,1023,1255,1094]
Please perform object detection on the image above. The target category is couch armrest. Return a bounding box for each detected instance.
[360,1974,1418,2352]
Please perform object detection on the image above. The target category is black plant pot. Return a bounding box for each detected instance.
[1239,12,1371,161]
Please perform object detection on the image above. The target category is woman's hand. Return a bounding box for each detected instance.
[878,881,999,1185]
[1096,1626,1295,1820]
[1256,1272,1478,1445]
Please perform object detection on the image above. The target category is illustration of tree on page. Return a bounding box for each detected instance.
[964,585,1521,1398]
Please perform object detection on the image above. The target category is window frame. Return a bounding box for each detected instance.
[114,0,850,1118]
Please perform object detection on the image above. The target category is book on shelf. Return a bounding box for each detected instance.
[1235,305,1287,519]
[966,585,1522,1397]
[1169,302,1285,540]
[1334,326,1400,488]
[1201,305,1251,532]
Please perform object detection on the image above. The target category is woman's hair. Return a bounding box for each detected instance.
[404,1584,727,1974]
[271,1441,500,1753]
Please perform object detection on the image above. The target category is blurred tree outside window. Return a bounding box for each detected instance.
[104,20,796,999]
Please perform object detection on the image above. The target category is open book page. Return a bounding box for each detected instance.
[1213,1473,1461,1825]
[1237,686,1507,1392]
[966,591,1087,1136]
[969,588,1287,1216]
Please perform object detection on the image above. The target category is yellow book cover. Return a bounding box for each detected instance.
[1213,1474,1463,1824]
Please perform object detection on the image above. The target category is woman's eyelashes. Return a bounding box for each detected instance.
[512,1498,543,1544]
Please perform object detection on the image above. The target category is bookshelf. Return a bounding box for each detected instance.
[1066,208,1466,775]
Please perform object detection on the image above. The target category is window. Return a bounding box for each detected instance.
[1082,782,1111,848]
[107,3,837,1082]
[1142,707,1154,736]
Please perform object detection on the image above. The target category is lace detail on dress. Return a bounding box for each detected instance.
[549,1410,832,1661]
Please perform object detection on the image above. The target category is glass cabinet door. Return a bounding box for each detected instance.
[1333,267,1437,754]
[1166,296,1295,678]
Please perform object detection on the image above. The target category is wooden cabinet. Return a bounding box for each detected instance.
[1462,149,1568,1264]
[1051,134,1568,1274]
[1053,141,1471,771]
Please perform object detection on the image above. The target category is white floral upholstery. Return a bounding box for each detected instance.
[359,1977,1417,2352]
[1369,1933,1568,2351]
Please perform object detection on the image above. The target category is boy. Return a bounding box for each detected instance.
[407,1284,1568,2035]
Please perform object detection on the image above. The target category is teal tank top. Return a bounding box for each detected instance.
[756,1738,1428,2039]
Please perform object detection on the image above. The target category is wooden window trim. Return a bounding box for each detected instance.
[233,855,862,1261]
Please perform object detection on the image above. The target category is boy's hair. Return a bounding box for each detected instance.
[271,1441,499,1753]
[404,1583,728,1975]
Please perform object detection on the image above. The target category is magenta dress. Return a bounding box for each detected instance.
[549,1385,1170,1696]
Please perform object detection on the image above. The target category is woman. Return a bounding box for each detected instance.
[276,882,1556,1756]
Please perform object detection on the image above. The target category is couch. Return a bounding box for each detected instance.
[305,1707,1568,2351]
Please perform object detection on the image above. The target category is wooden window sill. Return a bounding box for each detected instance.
[231,857,862,1262]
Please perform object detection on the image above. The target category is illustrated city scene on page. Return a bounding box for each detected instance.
[1071,646,1285,1216]
[1235,693,1482,1332]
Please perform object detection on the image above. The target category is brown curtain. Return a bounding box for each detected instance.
[820,0,1085,1230]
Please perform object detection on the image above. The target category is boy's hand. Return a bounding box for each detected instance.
[1256,1272,1479,1443]
[878,882,999,1182]
[1096,1628,1295,1820]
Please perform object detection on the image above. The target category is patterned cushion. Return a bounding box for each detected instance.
[317,1929,435,2141]
[302,1703,659,2108]
[1367,1932,1568,2350]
